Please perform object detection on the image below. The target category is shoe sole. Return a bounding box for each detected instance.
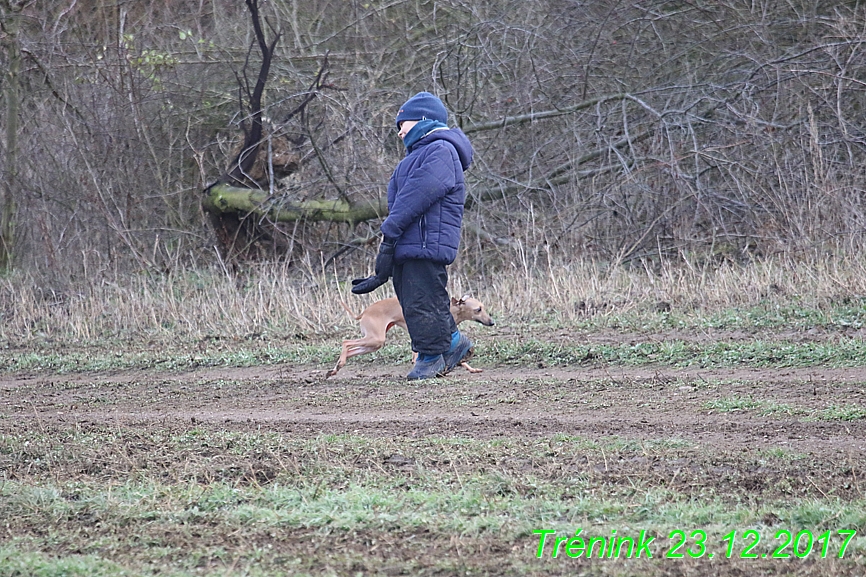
[407,359,446,380]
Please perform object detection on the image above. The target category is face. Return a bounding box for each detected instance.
[397,120,419,141]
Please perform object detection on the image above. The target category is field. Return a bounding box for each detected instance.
[2,260,866,576]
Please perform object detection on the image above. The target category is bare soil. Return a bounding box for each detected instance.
[5,361,866,453]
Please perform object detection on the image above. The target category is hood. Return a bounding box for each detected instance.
[413,127,473,172]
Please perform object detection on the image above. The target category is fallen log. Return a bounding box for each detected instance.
[202,184,387,224]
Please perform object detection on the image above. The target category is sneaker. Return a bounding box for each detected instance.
[443,332,473,373]
[407,354,445,380]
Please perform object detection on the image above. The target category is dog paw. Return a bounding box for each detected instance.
[460,361,483,374]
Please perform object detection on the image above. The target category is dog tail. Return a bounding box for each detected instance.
[339,300,362,320]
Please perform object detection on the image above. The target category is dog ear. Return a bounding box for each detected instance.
[460,294,470,304]
[451,296,460,305]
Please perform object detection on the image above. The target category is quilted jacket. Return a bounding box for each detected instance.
[380,127,473,264]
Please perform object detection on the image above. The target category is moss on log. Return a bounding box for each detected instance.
[202,184,388,224]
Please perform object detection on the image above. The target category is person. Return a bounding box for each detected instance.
[352,91,474,380]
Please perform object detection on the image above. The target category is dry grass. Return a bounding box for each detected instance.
[477,250,866,317]
[0,251,864,344]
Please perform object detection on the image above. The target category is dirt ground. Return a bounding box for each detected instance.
[4,361,866,453]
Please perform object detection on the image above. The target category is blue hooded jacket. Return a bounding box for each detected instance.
[380,127,473,265]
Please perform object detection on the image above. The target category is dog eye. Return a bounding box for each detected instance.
[475,307,482,313]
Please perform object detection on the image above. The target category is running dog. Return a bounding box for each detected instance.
[327,295,494,377]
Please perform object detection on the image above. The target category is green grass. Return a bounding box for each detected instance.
[0,547,129,577]
[2,431,865,576]
[487,338,866,369]
[703,397,806,417]
[703,397,866,421]
[683,301,866,332]
[3,477,863,540]
[815,405,866,422]
[3,336,866,375]
[0,344,324,374]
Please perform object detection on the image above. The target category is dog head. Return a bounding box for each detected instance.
[450,295,495,326]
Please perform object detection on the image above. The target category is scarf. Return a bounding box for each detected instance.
[403,119,448,150]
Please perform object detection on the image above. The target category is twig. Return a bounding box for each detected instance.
[28,400,45,434]
[807,476,829,499]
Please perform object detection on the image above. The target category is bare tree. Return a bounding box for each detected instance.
[1,0,865,282]
[0,0,32,272]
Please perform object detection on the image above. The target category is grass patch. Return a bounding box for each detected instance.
[0,344,325,374]
[2,431,866,576]
[488,338,866,370]
[699,301,866,331]
[0,546,128,577]
[703,397,806,417]
[705,398,866,422]
[815,405,866,422]
[4,337,866,375]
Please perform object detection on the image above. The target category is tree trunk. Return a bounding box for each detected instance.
[0,0,22,272]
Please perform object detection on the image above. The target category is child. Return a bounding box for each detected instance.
[352,91,474,380]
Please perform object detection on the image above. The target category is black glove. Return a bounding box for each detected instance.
[351,238,396,294]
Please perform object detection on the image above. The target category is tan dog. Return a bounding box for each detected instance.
[327,295,494,378]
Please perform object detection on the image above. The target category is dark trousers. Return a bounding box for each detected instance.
[392,259,457,356]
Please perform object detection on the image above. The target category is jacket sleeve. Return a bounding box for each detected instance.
[381,142,456,240]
